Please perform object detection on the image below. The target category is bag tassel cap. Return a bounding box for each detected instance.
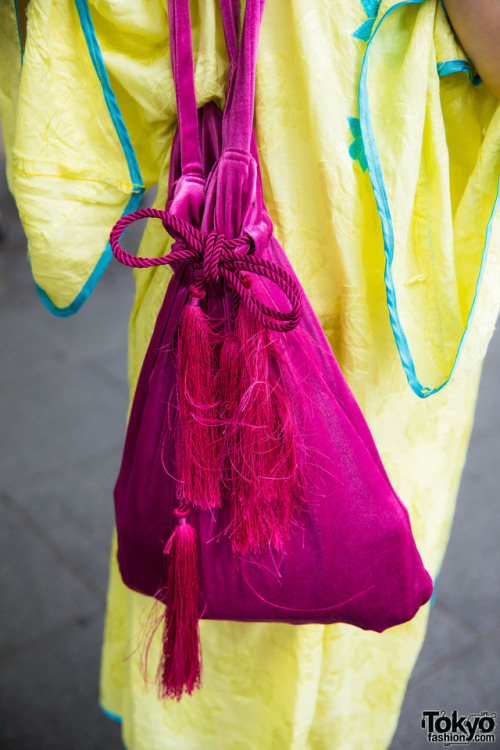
[158,507,202,701]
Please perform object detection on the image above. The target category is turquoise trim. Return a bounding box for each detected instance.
[437,60,482,86]
[358,0,500,398]
[99,700,123,724]
[14,0,23,63]
[439,1,482,84]
[74,0,143,191]
[439,0,450,23]
[35,189,143,317]
[429,573,438,607]
[99,702,129,750]
[36,0,144,317]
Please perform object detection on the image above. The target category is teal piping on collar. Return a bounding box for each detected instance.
[35,189,143,317]
[36,0,144,317]
[439,0,450,22]
[439,1,482,84]
[358,0,500,398]
[14,0,23,63]
[437,59,482,86]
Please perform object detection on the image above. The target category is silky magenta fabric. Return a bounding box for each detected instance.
[1,0,498,747]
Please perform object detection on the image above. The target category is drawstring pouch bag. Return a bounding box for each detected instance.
[110,0,433,701]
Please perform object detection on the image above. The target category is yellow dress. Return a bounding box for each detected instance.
[2,1,500,747]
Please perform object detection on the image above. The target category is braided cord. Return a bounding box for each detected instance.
[109,208,302,333]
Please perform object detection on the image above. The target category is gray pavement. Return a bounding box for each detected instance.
[0,157,499,750]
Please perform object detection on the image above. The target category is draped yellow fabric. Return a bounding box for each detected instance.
[1,0,498,747]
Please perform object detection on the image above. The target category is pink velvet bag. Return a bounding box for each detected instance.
[110,0,433,700]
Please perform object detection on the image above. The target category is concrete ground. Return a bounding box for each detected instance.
[0,156,499,749]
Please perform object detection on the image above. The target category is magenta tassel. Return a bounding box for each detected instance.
[222,284,304,554]
[217,329,241,495]
[176,285,221,509]
[158,508,202,701]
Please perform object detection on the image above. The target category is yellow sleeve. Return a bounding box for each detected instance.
[0,0,176,315]
[0,1,23,193]
[359,0,500,396]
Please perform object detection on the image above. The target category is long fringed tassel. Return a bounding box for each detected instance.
[176,285,222,510]
[218,303,242,498]
[219,280,303,554]
[158,508,202,701]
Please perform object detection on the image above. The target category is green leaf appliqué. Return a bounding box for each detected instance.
[352,0,382,41]
[347,117,368,172]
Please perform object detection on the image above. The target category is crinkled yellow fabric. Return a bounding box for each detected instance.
[1,0,499,747]
[0,1,22,195]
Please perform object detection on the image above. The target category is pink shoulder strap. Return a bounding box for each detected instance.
[167,0,264,167]
[167,0,203,176]
[219,0,265,152]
